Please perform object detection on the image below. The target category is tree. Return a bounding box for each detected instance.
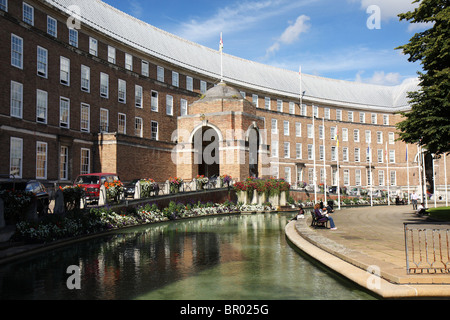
[395,0,450,156]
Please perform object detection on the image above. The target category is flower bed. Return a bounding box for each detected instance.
[0,189,33,222]
[13,200,264,244]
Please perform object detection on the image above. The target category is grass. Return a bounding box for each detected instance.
[427,206,450,221]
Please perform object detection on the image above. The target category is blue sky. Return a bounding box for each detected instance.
[102,0,429,86]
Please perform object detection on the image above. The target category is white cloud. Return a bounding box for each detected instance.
[350,0,419,21]
[266,15,311,56]
[355,70,401,85]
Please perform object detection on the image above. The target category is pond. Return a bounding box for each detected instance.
[0,212,376,300]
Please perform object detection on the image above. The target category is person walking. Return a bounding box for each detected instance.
[411,191,419,210]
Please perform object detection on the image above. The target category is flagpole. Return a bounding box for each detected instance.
[220,32,223,82]
[299,66,303,108]
[445,153,448,206]
[406,144,410,205]
[432,154,436,208]
[421,146,428,208]
[313,107,317,203]
[386,142,390,205]
[417,144,422,204]
[336,125,341,210]
[369,143,373,207]
[323,117,327,205]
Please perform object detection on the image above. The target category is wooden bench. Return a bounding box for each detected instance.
[310,210,328,229]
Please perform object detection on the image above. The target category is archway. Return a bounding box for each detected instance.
[248,127,260,178]
[193,126,220,178]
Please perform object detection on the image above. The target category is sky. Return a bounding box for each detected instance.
[101,0,430,86]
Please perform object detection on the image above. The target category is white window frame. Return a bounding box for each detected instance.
[100,108,109,133]
[135,117,143,138]
[47,16,57,37]
[277,99,283,112]
[271,141,279,158]
[271,119,278,135]
[11,34,23,69]
[80,148,90,174]
[166,95,173,116]
[265,97,270,110]
[135,85,143,108]
[377,149,383,163]
[89,37,98,56]
[37,46,48,78]
[151,121,158,140]
[23,2,34,25]
[172,71,179,87]
[151,91,158,112]
[348,111,353,122]
[383,114,389,125]
[125,53,133,71]
[354,147,360,162]
[36,89,48,124]
[353,129,360,142]
[118,113,126,135]
[377,131,383,144]
[141,60,149,77]
[100,73,109,98]
[0,0,8,11]
[157,66,164,82]
[60,146,68,181]
[283,121,289,136]
[295,122,301,137]
[296,143,302,159]
[285,167,291,184]
[69,29,78,47]
[118,79,126,103]
[307,144,313,160]
[324,108,330,120]
[10,137,23,178]
[336,109,342,121]
[36,141,47,179]
[81,65,90,92]
[390,170,396,186]
[252,94,258,108]
[10,81,23,119]
[80,103,90,132]
[343,169,350,186]
[108,46,116,64]
[59,97,70,128]
[284,142,290,159]
[180,99,187,116]
[371,113,377,124]
[60,56,70,86]
[186,76,193,91]
[343,147,349,162]
[360,112,365,123]
[289,102,295,115]
[389,132,395,144]
[200,81,207,94]
[378,170,385,186]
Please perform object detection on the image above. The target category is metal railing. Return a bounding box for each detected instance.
[404,223,450,274]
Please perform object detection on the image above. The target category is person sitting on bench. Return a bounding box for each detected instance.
[314,203,337,230]
[416,203,428,215]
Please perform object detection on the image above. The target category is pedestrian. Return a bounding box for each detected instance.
[411,191,418,210]
[314,203,337,230]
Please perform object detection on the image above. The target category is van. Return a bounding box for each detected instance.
[74,173,120,202]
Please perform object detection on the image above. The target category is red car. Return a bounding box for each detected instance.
[74,173,120,203]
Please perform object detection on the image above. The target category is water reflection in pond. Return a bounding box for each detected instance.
[0,213,376,300]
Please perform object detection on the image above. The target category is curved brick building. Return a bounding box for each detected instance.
[0,0,448,200]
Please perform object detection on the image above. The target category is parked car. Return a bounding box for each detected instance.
[0,180,50,216]
[74,173,120,203]
[123,179,140,198]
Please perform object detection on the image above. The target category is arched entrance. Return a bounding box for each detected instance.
[193,126,220,178]
[248,127,260,178]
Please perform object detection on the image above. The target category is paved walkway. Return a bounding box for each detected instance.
[285,204,450,299]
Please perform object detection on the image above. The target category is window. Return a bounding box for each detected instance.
[324,108,330,119]
[166,95,173,116]
[283,121,289,136]
[277,99,283,112]
[252,94,258,108]
[0,0,7,11]
[366,147,372,162]
[10,81,23,118]
[125,53,133,71]
[172,71,179,87]
[289,102,295,114]
[118,79,126,103]
[47,16,57,37]
[377,149,383,163]
[200,81,207,94]
[186,76,193,91]
[320,168,325,183]
[371,113,377,124]
[135,85,143,108]
[60,146,68,180]
[69,29,78,47]
[36,89,47,123]
[100,108,109,133]
[271,119,277,135]
[151,121,158,140]
[343,169,350,186]
[342,128,348,141]
[135,117,143,137]
[330,127,337,140]
[37,46,48,78]
[141,60,149,76]
[353,129,359,142]
[354,148,360,162]
[23,2,34,25]
[295,122,301,137]
[390,170,396,186]
[301,104,307,116]
[305,124,312,138]
[389,150,395,163]
[10,137,23,178]
[319,125,324,140]
[81,65,90,92]
[285,167,291,184]
[59,97,70,128]
[271,141,279,158]
[336,109,342,121]
[331,146,337,161]
[157,66,164,82]
[383,114,389,125]
[89,37,98,56]
[100,73,109,98]
[108,46,116,63]
[307,144,313,160]
[80,103,90,132]
[319,145,324,160]
[308,168,314,184]
[355,170,361,186]
[360,112,365,123]
[377,131,383,144]
[180,99,187,116]
[367,169,372,186]
[36,142,47,179]
[284,142,290,158]
[265,97,270,110]
[313,105,318,118]
[348,111,353,122]
[240,91,245,98]
[118,113,126,135]
[378,170,385,186]
[343,147,349,161]
[60,57,70,86]
[80,148,90,174]
[151,91,158,112]
[388,132,395,144]
[296,143,302,159]
[11,34,23,69]
[365,130,371,144]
